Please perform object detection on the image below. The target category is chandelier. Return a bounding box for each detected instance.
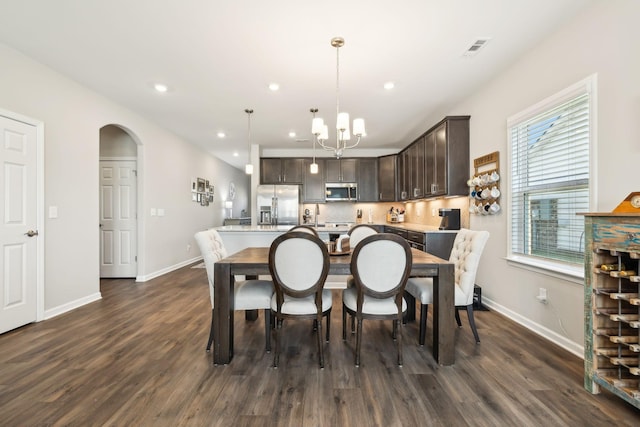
[244,108,253,175]
[311,36,365,158]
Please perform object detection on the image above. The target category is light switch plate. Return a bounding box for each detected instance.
[49,206,58,218]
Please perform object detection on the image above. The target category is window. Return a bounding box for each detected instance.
[508,76,595,273]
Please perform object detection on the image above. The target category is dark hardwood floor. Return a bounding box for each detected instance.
[0,263,638,426]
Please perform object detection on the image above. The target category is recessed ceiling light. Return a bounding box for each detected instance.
[233,151,239,157]
[268,83,280,91]
[217,132,226,138]
[154,83,168,93]
[384,82,395,90]
[289,131,296,138]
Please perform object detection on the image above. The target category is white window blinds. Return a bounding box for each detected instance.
[509,85,591,266]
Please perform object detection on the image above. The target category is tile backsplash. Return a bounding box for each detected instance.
[302,196,469,228]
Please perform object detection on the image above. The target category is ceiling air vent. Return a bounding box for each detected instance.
[463,38,491,57]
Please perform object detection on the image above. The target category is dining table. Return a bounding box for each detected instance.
[212,246,455,365]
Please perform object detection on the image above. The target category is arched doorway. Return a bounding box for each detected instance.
[99,125,139,278]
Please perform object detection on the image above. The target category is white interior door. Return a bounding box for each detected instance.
[0,115,38,334]
[100,160,137,278]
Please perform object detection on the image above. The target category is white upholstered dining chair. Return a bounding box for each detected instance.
[288,225,319,236]
[348,224,379,247]
[405,228,489,344]
[342,233,412,367]
[269,231,331,368]
[343,224,379,329]
[194,229,274,353]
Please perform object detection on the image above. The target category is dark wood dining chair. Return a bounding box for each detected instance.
[269,231,331,368]
[288,225,319,236]
[344,224,379,331]
[342,233,412,367]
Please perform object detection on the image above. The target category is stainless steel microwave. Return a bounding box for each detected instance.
[325,182,357,202]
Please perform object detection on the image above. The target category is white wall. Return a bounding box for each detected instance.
[0,43,249,316]
[444,0,640,355]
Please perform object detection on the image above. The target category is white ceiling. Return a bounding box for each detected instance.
[0,0,594,169]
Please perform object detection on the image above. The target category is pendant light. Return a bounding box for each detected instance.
[244,108,253,175]
[310,108,319,174]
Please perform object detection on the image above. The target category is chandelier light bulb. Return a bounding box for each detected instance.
[336,112,350,132]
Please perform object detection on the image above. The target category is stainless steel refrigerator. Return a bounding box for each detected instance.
[257,185,300,225]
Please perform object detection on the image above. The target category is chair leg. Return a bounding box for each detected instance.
[355,317,363,367]
[455,307,462,327]
[264,309,271,352]
[342,305,347,340]
[466,305,481,343]
[419,304,428,346]
[206,308,215,352]
[397,317,403,367]
[317,315,325,368]
[273,318,281,368]
[325,312,331,343]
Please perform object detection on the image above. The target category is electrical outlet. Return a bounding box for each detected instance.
[187,244,191,252]
[432,208,437,217]
[536,287,548,303]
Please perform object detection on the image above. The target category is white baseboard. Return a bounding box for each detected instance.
[136,256,202,282]
[481,297,584,359]
[44,292,102,320]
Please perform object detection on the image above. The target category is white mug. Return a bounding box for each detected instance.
[490,186,501,198]
[489,201,501,214]
[481,189,490,199]
[490,171,500,182]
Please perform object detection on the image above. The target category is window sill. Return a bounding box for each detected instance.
[505,255,585,285]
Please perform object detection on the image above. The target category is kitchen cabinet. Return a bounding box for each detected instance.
[326,158,357,183]
[260,158,304,184]
[424,116,470,198]
[302,158,326,203]
[397,149,410,201]
[408,137,425,199]
[385,225,456,260]
[377,154,396,202]
[357,158,378,202]
[583,213,640,410]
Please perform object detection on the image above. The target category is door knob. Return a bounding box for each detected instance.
[24,230,39,237]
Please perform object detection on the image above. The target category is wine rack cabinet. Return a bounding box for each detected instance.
[583,213,640,409]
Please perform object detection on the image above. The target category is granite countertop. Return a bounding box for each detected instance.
[214,222,456,234]
[215,225,295,232]
[214,224,353,233]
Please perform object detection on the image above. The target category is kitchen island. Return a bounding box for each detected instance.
[213,222,458,257]
[214,224,351,256]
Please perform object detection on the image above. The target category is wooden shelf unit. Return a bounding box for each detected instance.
[583,213,640,409]
[469,151,501,215]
